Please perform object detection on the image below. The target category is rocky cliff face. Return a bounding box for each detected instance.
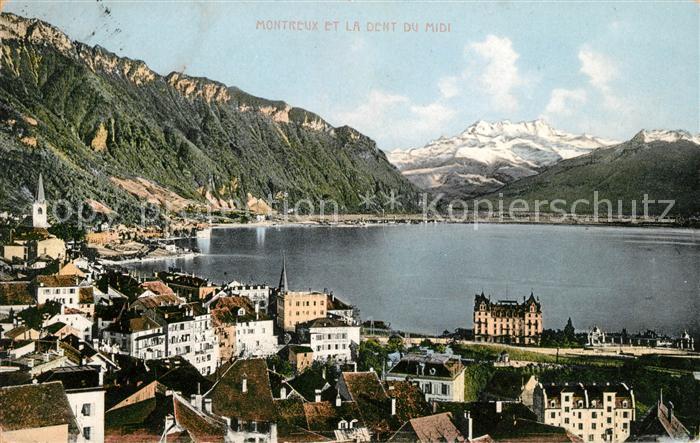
[0,13,418,220]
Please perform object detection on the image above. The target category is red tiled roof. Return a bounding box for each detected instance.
[406,412,466,442]
[35,275,81,288]
[207,359,277,422]
[0,382,77,432]
[173,396,227,442]
[140,280,175,297]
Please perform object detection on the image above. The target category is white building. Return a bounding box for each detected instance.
[385,353,466,403]
[148,303,219,376]
[228,283,271,313]
[35,275,83,306]
[533,382,636,443]
[39,366,105,443]
[209,296,277,360]
[44,312,94,341]
[234,316,277,358]
[587,326,607,347]
[326,293,357,325]
[101,303,218,375]
[297,318,360,363]
[101,315,165,360]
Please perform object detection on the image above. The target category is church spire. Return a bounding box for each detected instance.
[278,253,289,294]
[36,173,45,203]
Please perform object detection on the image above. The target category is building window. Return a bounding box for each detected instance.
[551,412,556,419]
[592,412,597,419]
[564,418,569,424]
[441,384,449,396]
[83,427,91,440]
[622,411,629,418]
[81,403,92,416]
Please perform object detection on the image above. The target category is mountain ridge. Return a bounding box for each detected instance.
[487,133,700,215]
[0,12,419,220]
[388,119,619,199]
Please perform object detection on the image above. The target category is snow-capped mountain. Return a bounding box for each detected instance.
[638,129,700,145]
[387,119,619,198]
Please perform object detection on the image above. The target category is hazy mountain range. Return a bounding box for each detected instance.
[0,13,419,221]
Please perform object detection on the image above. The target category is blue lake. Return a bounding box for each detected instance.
[126,224,700,336]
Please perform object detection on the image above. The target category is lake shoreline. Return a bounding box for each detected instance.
[211,215,699,231]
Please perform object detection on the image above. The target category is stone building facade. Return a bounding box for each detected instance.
[534,382,636,443]
[473,292,542,345]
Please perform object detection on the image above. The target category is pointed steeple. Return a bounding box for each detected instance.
[278,253,289,294]
[36,173,45,203]
[32,173,49,228]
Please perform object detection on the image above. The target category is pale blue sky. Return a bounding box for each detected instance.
[5,1,699,150]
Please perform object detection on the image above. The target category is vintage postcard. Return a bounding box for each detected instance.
[0,1,697,442]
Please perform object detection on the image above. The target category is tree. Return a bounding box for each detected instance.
[564,318,576,342]
[386,335,404,354]
[49,222,85,242]
[358,339,387,372]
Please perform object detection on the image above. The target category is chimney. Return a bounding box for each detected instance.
[668,402,674,421]
[465,411,473,441]
[391,396,397,416]
[204,398,212,414]
[98,368,104,386]
[496,401,503,413]
[190,394,198,408]
[315,389,322,403]
[432,400,437,413]
[322,366,326,380]
[336,393,342,407]
[241,373,248,393]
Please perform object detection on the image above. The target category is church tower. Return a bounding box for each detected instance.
[32,173,49,229]
[278,253,289,294]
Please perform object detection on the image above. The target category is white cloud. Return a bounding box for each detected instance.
[467,34,523,112]
[578,46,617,92]
[335,90,408,131]
[543,88,587,116]
[438,75,460,99]
[409,102,457,132]
[335,89,456,148]
[578,46,628,112]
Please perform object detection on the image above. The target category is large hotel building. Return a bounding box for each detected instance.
[473,291,543,344]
